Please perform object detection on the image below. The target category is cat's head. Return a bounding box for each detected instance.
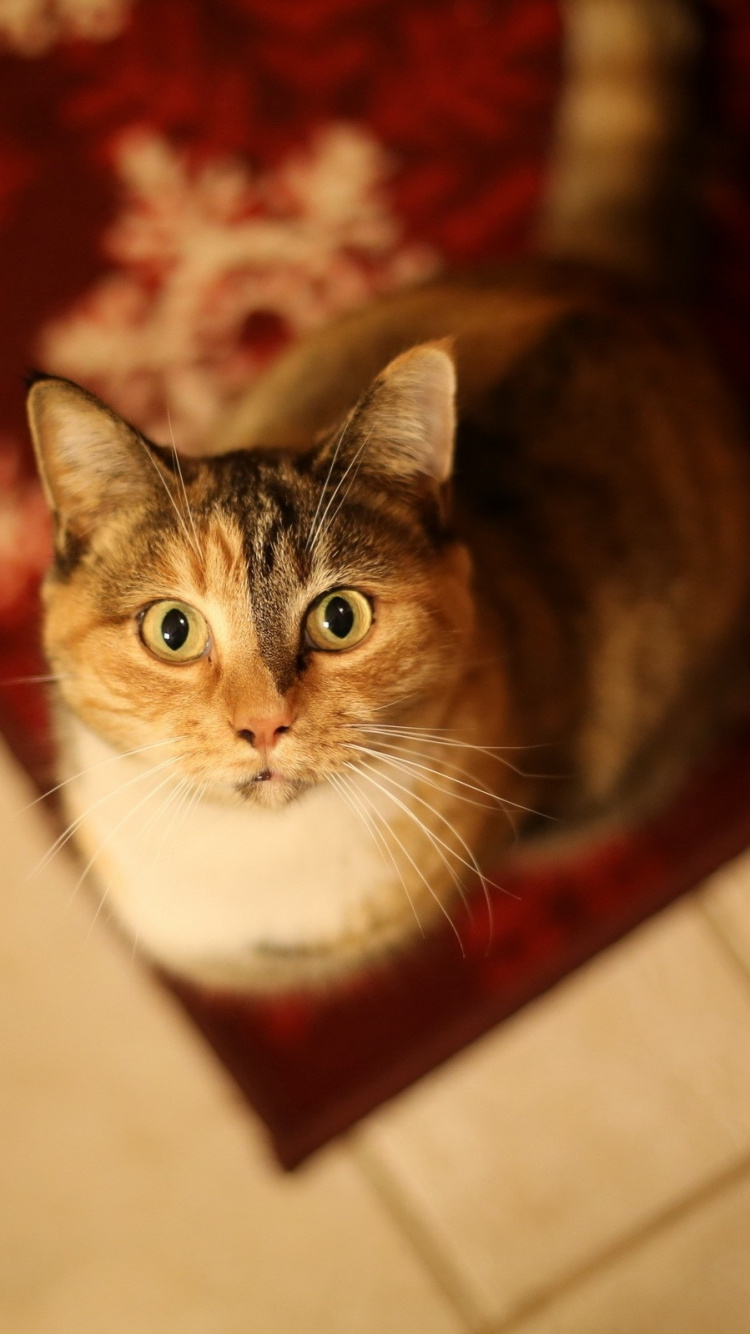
[27,344,475,808]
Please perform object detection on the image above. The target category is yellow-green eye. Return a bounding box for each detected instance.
[139,600,210,663]
[305,589,373,651]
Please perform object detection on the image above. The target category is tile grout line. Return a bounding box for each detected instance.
[697,896,750,992]
[350,1133,492,1333]
[345,897,750,1334]
[486,1146,750,1333]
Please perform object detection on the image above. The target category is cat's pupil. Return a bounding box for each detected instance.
[323,596,354,639]
[161,607,189,650]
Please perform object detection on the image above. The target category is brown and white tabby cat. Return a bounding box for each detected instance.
[25,0,750,992]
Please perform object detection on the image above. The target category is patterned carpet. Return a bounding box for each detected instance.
[1,0,749,1164]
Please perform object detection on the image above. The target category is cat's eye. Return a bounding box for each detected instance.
[305,589,373,652]
[139,600,210,663]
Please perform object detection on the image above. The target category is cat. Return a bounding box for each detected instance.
[26,261,750,991]
[25,0,750,993]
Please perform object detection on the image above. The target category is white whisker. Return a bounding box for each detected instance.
[128,779,208,964]
[306,413,355,551]
[331,771,425,938]
[166,405,201,556]
[28,753,181,882]
[349,742,512,815]
[69,766,182,912]
[15,735,188,820]
[358,724,555,780]
[141,775,191,846]
[369,691,421,713]
[308,424,375,554]
[0,673,67,686]
[135,429,200,559]
[314,426,375,547]
[86,773,190,938]
[352,755,522,953]
[355,755,507,888]
[361,721,542,748]
[350,739,551,824]
[346,762,467,955]
[172,777,207,843]
[353,743,520,844]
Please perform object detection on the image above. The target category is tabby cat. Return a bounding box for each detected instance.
[25,0,750,992]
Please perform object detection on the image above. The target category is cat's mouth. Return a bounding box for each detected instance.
[235,770,311,805]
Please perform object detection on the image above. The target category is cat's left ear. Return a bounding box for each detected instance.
[27,375,168,546]
[335,340,457,484]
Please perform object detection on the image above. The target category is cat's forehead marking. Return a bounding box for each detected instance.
[159,516,258,660]
[187,451,426,696]
[160,457,309,694]
[235,466,314,693]
[166,516,244,598]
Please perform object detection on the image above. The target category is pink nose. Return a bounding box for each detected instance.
[235,709,293,751]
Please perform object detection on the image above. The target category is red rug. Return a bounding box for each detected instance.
[2,0,750,1167]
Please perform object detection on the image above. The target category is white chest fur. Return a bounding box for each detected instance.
[60,717,397,984]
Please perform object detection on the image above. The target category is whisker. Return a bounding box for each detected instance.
[355,736,555,819]
[68,767,182,911]
[350,740,552,822]
[352,756,522,954]
[349,742,513,816]
[83,772,189,937]
[355,747,517,947]
[347,763,467,956]
[14,735,188,820]
[360,721,545,749]
[156,769,207,880]
[358,725,556,779]
[0,673,67,686]
[314,425,376,547]
[128,779,208,963]
[369,691,422,713]
[306,413,355,552]
[140,775,191,845]
[134,429,200,559]
[330,771,425,938]
[166,404,201,556]
[355,755,508,889]
[163,775,209,863]
[28,754,181,882]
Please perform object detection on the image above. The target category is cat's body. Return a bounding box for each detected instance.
[27,2,750,993]
[28,261,750,991]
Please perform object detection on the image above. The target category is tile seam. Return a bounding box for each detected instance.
[350,1133,492,1333]
[488,1147,750,1332]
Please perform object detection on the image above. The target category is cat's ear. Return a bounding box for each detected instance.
[27,375,167,545]
[340,341,457,484]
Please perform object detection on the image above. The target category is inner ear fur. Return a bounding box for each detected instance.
[324,340,457,485]
[27,375,169,545]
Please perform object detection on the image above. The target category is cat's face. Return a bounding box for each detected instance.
[28,345,475,808]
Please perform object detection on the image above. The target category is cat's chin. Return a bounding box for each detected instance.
[234,776,312,810]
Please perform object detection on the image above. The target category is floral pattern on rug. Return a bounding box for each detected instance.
[39,124,437,449]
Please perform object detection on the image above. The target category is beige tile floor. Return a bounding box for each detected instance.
[1,733,750,1334]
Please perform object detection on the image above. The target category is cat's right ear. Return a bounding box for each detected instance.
[27,376,166,547]
[313,342,457,491]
